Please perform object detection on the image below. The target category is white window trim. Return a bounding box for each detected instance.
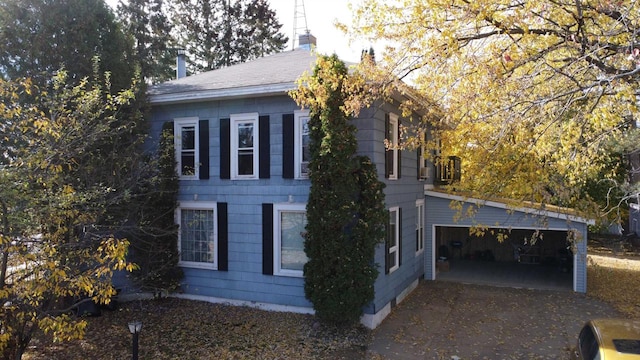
[294,109,310,179]
[388,113,399,180]
[273,203,307,277]
[419,143,430,180]
[230,112,259,179]
[388,206,400,273]
[176,201,218,270]
[416,199,425,255]
[174,117,199,180]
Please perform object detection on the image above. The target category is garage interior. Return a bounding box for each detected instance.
[434,226,573,291]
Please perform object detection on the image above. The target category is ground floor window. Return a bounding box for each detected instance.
[388,206,400,273]
[274,203,308,277]
[177,201,217,269]
[416,199,424,254]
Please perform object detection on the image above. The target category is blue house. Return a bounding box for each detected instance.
[147,42,592,328]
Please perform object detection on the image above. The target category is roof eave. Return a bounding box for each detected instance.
[425,190,596,225]
[149,82,297,105]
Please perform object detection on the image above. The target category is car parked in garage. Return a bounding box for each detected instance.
[573,319,640,359]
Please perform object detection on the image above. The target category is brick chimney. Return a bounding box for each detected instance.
[298,31,316,50]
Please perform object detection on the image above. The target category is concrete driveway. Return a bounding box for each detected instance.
[367,281,620,359]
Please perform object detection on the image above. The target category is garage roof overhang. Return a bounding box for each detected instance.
[425,190,595,226]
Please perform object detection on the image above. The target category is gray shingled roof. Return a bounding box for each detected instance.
[149,49,317,104]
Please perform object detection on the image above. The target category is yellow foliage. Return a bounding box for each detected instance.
[0,71,138,357]
[347,0,640,222]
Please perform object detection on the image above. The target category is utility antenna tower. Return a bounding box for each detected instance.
[291,0,309,49]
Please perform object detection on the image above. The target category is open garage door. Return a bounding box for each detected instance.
[425,191,592,293]
[433,226,573,291]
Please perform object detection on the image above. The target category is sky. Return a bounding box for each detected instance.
[105,0,368,63]
[268,0,367,62]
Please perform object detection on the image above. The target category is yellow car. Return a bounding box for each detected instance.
[573,319,640,359]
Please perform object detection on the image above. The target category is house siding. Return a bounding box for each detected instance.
[355,104,427,314]
[424,193,588,293]
[151,95,312,308]
[149,95,429,316]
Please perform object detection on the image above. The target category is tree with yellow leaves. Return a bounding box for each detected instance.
[346,0,640,225]
[0,71,141,359]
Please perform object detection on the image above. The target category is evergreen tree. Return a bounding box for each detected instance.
[234,0,288,64]
[118,0,176,84]
[294,55,387,325]
[0,0,134,90]
[126,123,183,295]
[169,0,288,72]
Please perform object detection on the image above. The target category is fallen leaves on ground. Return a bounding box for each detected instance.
[23,240,640,360]
[23,298,369,360]
[588,255,640,319]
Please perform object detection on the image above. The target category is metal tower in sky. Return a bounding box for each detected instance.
[292,0,309,49]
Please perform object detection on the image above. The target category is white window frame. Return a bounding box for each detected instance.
[174,117,199,180]
[273,203,308,277]
[230,112,259,179]
[388,206,400,273]
[388,113,399,180]
[416,199,425,255]
[294,109,311,179]
[176,201,218,270]
[418,142,430,180]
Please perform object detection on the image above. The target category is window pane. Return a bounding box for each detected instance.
[280,212,308,271]
[180,209,215,264]
[237,151,254,175]
[238,123,254,148]
[301,118,310,162]
[181,153,195,176]
[182,126,195,150]
[388,252,396,268]
[389,211,397,247]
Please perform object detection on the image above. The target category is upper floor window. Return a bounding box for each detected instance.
[435,156,462,184]
[295,110,311,179]
[418,140,431,180]
[231,113,259,179]
[273,203,308,277]
[385,113,399,180]
[174,117,199,179]
[177,201,217,270]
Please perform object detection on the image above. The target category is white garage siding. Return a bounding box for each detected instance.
[424,191,593,293]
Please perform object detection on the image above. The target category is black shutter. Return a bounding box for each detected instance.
[282,113,295,179]
[162,121,174,135]
[217,202,228,271]
[220,118,230,179]
[262,204,274,275]
[199,120,210,180]
[259,115,270,179]
[384,113,391,178]
[398,207,403,267]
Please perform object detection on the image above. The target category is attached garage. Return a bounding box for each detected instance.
[425,191,593,292]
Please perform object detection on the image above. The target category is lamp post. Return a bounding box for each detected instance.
[127,320,142,360]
